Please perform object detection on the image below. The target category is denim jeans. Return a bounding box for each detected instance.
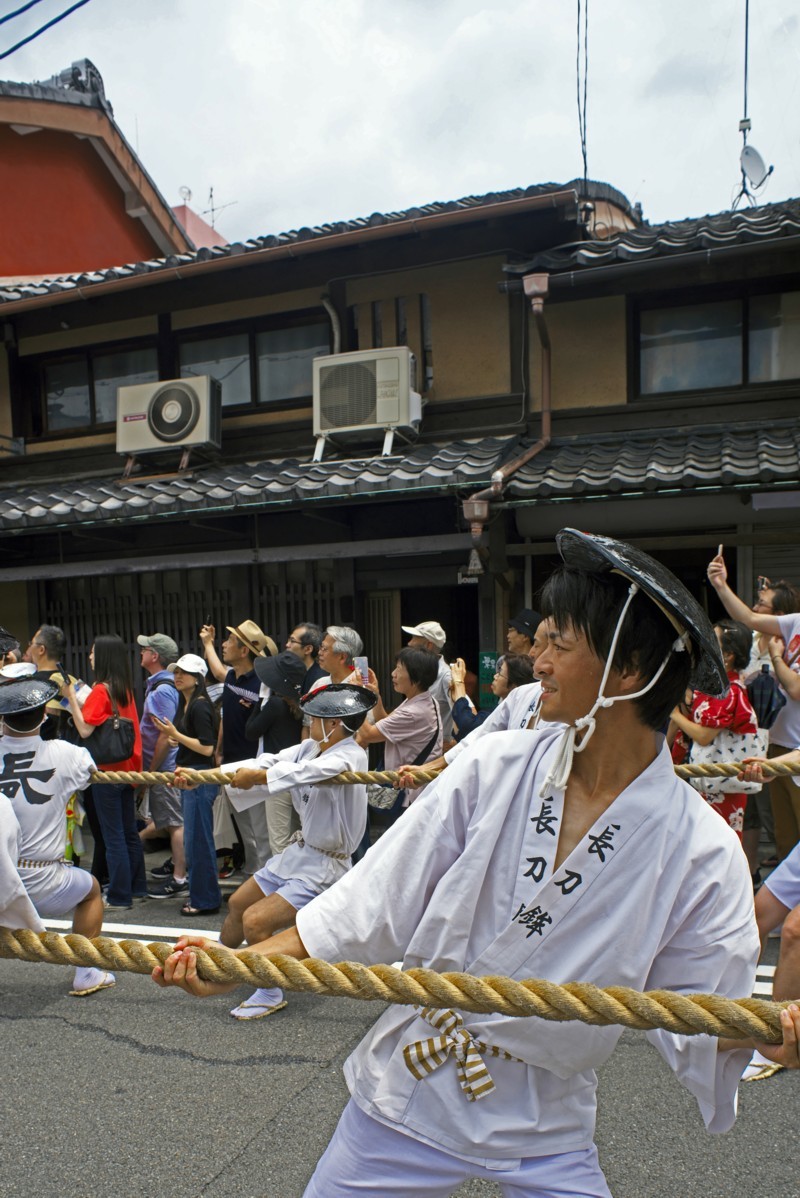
[182,784,222,910]
[92,782,147,906]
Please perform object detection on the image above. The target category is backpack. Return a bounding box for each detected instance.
[745,665,787,731]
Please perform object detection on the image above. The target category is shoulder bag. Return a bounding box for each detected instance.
[85,687,136,766]
[367,702,441,810]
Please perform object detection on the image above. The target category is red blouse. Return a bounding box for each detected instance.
[82,683,143,771]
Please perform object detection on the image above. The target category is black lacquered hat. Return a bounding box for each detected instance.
[300,683,377,719]
[254,650,307,698]
[556,528,727,697]
[0,677,61,714]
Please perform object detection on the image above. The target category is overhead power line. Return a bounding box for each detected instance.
[0,0,93,62]
[0,0,48,27]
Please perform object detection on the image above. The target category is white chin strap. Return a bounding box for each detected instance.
[319,718,334,745]
[539,581,690,799]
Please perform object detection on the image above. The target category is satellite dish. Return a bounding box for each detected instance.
[740,144,770,188]
[178,185,192,204]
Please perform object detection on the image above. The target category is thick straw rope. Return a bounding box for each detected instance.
[0,928,787,1043]
[89,761,800,786]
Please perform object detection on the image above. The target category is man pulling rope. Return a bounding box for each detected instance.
[152,529,799,1198]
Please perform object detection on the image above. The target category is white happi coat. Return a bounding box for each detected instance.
[297,724,759,1165]
[445,681,543,765]
[0,732,94,906]
[225,737,367,890]
[0,794,44,932]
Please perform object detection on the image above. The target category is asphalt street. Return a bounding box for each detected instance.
[1,879,798,1198]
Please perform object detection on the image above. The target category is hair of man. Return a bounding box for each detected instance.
[500,652,535,689]
[36,624,66,663]
[91,634,135,708]
[764,580,800,615]
[715,619,752,672]
[539,565,692,731]
[3,704,47,733]
[396,646,438,692]
[339,710,369,734]
[296,623,322,656]
[325,625,363,667]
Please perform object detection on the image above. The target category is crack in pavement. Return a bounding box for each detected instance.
[0,1012,327,1068]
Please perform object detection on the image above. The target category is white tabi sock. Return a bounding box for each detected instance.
[230,986,286,1019]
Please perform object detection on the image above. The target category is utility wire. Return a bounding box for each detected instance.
[0,0,48,27]
[576,0,589,188]
[0,0,93,62]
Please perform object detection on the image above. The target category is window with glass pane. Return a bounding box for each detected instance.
[256,322,329,403]
[180,333,251,407]
[640,300,742,393]
[749,293,800,382]
[45,359,90,430]
[93,347,159,424]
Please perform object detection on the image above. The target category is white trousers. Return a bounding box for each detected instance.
[303,1099,612,1198]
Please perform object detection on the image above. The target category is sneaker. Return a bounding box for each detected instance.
[147,878,189,899]
[149,858,174,879]
[218,856,236,879]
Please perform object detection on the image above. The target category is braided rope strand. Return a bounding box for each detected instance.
[0,928,786,1043]
[87,760,800,787]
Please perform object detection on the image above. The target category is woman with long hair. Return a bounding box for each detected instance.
[153,654,221,917]
[63,634,144,909]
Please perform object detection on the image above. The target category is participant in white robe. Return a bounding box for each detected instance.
[444,680,544,765]
[297,724,758,1162]
[0,794,44,932]
[224,735,368,888]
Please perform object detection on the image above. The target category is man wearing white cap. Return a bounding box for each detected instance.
[402,620,452,735]
[156,530,799,1197]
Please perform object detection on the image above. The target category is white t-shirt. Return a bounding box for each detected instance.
[1,733,95,861]
[769,614,800,748]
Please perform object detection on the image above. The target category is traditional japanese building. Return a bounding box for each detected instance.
[1,97,798,697]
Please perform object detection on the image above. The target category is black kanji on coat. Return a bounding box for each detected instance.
[0,752,55,804]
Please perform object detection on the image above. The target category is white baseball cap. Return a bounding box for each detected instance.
[401,620,446,650]
[169,653,208,677]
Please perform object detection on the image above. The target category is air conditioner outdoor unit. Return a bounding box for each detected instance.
[312,346,423,459]
[116,376,222,456]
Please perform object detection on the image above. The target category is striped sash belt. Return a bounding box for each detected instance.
[286,831,349,861]
[403,1007,524,1103]
[18,856,70,869]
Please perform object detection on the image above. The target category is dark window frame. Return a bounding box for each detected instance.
[174,308,331,414]
[630,281,800,403]
[23,336,160,441]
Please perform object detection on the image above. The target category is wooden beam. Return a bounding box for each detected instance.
[507,529,800,556]
[0,532,477,583]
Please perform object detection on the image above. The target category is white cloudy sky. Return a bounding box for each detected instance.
[4,0,800,243]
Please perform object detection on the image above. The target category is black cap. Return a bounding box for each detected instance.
[0,677,60,714]
[508,608,542,637]
[556,528,727,696]
[254,650,307,699]
[300,683,377,720]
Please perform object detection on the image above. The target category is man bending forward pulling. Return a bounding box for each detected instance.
[154,530,800,1198]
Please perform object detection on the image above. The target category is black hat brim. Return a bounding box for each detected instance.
[300,683,377,719]
[556,529,727,697]
[0,677,61,714]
